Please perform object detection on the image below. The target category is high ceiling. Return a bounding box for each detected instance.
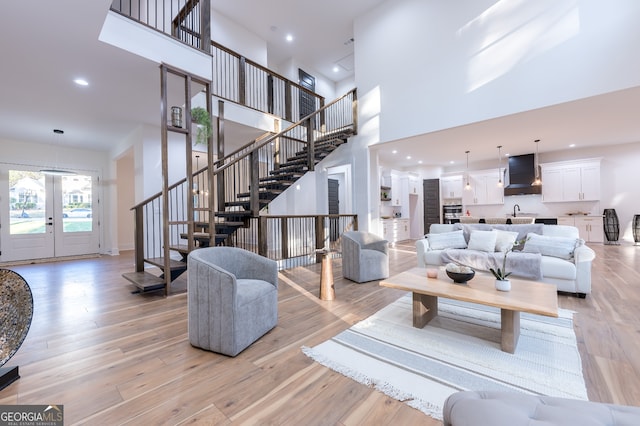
[1,1,639,170]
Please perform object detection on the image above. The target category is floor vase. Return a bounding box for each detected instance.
[633,214,640,245]
[603,209,620,245]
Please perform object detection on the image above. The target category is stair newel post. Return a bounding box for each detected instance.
[315,215,326,263]
[160,65,170,296]
[199,0,211,52]
[249,151,259,216]
[216,100,226,214]
[258,215,268,257]
[284,82,292,122]
[133,205,145,272]
[306,118,315,172]
[238,56,246,107]
[185,75,194,253]
[351,89,358,135]
[273,119,280,172]
[281,218,289,260]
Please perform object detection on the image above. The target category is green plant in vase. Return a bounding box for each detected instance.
[191,107,212,145]
[489,238,527,291]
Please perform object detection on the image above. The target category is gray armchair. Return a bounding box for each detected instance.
[341,231,389,283]
[187,247,278,357]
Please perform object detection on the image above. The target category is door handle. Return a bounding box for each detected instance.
[47,222,53,226]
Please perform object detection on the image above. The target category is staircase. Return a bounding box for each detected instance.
[123,81,357,295]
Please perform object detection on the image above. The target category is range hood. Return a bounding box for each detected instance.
[504,153,542,196]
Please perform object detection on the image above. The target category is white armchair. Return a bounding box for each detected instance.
[341,231,389,283]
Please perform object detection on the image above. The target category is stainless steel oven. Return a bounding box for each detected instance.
[443,204,462,224]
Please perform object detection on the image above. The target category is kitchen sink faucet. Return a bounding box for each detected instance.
[513,204,520,217]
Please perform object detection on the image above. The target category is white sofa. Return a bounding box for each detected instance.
[416,223,596,297]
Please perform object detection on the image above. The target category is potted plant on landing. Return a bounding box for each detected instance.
[191,107,212,145]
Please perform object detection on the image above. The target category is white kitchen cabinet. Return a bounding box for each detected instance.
[541,159,601,202]
[408,174,420,196]
[558,216,604,243]
[574,216,604,243]
[463,170,504,205]
[441,175,463,199]
[381,218,410,243]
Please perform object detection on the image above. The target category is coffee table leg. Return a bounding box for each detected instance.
[413,293,437,328]
[501,309,520,353]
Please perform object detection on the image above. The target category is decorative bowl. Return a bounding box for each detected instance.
[446,270,475,284]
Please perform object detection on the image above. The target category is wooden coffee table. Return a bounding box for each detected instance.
[380,267,558,353]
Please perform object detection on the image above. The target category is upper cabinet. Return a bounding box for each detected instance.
[463,169,504,205]
[541,159,601,202]
[441,175,464,199]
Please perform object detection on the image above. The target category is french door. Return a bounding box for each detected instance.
[0,166,100,262]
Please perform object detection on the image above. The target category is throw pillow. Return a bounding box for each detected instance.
[467,230,498,252]
[426,230,467,250]
[494,229,519,252]
[522,233,582,260]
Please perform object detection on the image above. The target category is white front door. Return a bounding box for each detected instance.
[0,166,100,262]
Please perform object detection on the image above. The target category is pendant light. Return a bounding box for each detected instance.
[40,129,77,176]
[496,145,503,187]
[532,139,542,186]
[464,150,471,190]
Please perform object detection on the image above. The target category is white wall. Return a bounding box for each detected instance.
[0,137,113,254]
[212,10,268,66]
[354,0,640,144]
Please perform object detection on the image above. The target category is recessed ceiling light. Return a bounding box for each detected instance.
[418,160,423,164]
[406,156,412,160]
[392,150,398,154]
[286,34,293,42]
[450,161,455,164]
[332,66,340,73]
[74,78,89,86]
[569,144,576,148]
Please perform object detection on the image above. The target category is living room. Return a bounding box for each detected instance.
[2,0,640,424]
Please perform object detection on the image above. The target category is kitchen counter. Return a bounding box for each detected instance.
[458,217,559,225]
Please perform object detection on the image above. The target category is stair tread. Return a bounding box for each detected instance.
[145,257,187,270]
[122,271,166,291]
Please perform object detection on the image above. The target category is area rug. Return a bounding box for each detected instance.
[302,294,587,420]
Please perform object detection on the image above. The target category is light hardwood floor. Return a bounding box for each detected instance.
[1,241,639,425]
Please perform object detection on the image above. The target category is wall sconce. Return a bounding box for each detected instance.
[464,150,471,190]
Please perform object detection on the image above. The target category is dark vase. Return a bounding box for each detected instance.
[603,209,620,245]
[633,215,640,245]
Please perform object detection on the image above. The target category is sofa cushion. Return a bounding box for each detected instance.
[493,224,544,250]
[494,229,519,253]
[426,230,467,250]
[467,230,497,252]
[460,224,492,242]
[523,233,583,260]
[541,255,577,280]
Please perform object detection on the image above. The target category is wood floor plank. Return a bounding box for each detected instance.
[0,242,639,425]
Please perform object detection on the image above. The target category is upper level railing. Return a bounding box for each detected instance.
[110,0,324,123]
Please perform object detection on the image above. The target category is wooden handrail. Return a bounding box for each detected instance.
[214,88,357,173]
[211,41,321,100]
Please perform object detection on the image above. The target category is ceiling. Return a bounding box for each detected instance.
[1,1,640,170]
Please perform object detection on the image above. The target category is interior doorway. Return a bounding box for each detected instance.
[298,68,316,121]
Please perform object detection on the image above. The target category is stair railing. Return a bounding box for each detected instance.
[214,88,357,218]
[109,1,325,125]
[129,88,357,284]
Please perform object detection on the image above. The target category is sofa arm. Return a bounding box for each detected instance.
[574,244,595,264]
[416,238,430,268]
[574,244,595,295]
